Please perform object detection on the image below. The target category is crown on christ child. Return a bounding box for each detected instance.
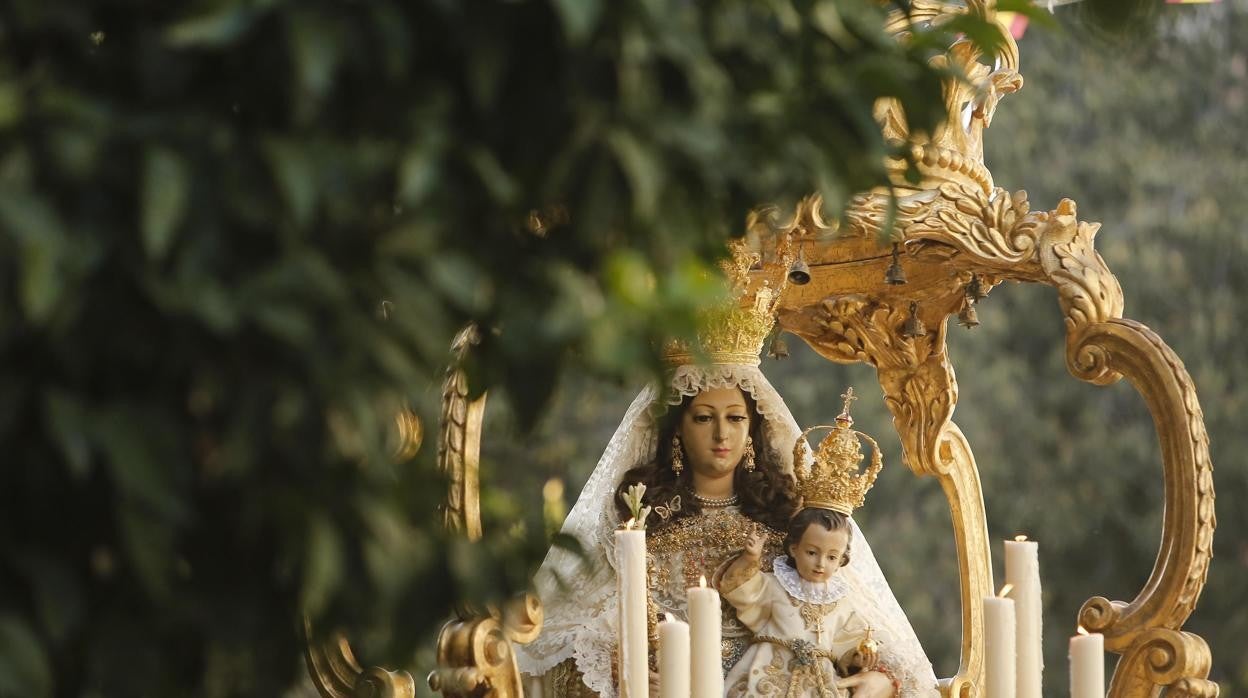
[792,388,884,516]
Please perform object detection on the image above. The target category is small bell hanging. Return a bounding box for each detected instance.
[788,244,811,286]
[967,274,988,301]
[957,299,980,328]
[902,301,926,338]
[768,332,790,359]
[885,243,907,285]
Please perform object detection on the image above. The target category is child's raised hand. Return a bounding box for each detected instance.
[742,532,765,560]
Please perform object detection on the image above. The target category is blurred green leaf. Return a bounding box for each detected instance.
[43,391,92,480]
[0,82,24,130]
[263,138,318,228]
[606,129,663,219]
[166,4,264,47]
[552,0,604,45]
[142,147,190,261]
[0,615,52,696]
[0,190,68,323]
[288,11,342,103]
[118,506,176,599]
[17,555,84,643]
[301,514,344,617]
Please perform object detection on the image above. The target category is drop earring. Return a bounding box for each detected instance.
[743,436,756,472]
[671,435,684,476]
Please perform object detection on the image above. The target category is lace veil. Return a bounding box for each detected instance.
[517,363,939,697]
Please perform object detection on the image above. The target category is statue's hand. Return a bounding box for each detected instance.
[836,670,895,698]
[742,532,765,560]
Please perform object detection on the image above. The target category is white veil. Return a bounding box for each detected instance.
[517,363,939,697]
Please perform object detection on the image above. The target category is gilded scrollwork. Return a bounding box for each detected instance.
[427,594,545,698]
[439,325,486,541]
[1108,628,1213,697]
[903,185,1125,338]
[1069,320,1215,658]
[303,620,417,698]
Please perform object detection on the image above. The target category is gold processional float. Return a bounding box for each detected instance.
[304,1,1218,696]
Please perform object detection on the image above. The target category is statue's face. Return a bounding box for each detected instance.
[678,387,751,482]
[787,524,849,584]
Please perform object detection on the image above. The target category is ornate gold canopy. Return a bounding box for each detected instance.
[306,2,1218,696]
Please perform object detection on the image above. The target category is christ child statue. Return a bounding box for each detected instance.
[720,507,886,697]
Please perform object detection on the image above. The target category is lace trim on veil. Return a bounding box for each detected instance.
[516,365,939,697]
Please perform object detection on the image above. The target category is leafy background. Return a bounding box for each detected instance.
[0,0,1000,696]
[2,0,1242,696]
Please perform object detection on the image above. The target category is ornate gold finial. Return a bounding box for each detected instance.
[792,388,884,515]
[662,237,795,367]
[839,388,858,424]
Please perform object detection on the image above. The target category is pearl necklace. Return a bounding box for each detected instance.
[692,492,739,508]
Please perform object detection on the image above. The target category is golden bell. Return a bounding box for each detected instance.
[957,301,980,329]
[768,333,790,359]
[885,243,907,285]
[967,274,988,301]
[902,301,926,338]
[788,247,811,286]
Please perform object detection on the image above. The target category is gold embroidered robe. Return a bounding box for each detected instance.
[722,570,869,698]
[646,506,784,673]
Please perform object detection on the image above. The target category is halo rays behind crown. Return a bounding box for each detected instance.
[792,388,884,515]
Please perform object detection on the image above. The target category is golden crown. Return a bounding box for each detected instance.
[661,236,795,367]
[792,388,884,515]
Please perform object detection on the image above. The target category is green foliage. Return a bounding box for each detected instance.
[0,0,998,695]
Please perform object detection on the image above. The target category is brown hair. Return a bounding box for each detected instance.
[613,390,799,533]
[784,507,853,567]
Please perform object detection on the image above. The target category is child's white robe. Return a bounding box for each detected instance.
[723,558,869,698]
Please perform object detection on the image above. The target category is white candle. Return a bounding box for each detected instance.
[616,524,649,698]
[658,614,691,698]
[1004,537,1043,698]
[1069,629,1105,698]
[984,591,1017,698]
[687,577,722,698]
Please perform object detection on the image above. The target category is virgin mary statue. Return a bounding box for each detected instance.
[516,245,939,697]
